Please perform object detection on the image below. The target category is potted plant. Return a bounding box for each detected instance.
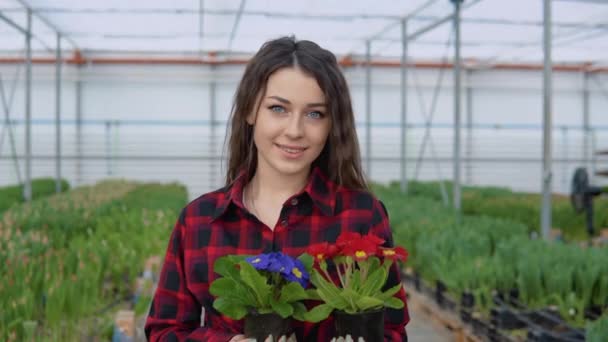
[302,232,408,341]
[210,252,313,341]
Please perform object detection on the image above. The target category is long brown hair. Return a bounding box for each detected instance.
[224,36,367,190]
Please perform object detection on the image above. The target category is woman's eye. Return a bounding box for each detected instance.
[307,111,324,119]
[269,105,286,113]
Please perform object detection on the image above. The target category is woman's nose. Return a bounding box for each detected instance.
[284,114,304,138]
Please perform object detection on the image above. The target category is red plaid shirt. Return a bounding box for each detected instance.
[145,167,409,341]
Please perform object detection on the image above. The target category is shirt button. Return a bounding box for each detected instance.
[281,219,288,227]
[290,198,298,206]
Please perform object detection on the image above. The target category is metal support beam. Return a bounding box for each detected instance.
[366,0,438,42]
[410,30,452,206]
[466,70,473,185]
[541,0,553,240]
[365,40,372,178]
[0,11,53,52]
[227,0,246,52]
[408,0,483,42]
[0,11,28,35]
[199,0,204,55]
[24,8,32,201]
[75,76,83,185]
[55,33,62,193]
[582,72,591,172]
[0,68,23,185]
[400,19,408,193]
[209,67,217,188]
[105,121,112,176]
[452,0,463,220]
[17,0,79,49]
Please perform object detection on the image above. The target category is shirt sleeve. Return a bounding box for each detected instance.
[145,209,238,342]
[370,199,410,342]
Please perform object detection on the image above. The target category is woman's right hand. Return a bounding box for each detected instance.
[229,333,296,342]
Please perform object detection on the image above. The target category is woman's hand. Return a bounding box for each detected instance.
[229,333,297,341]
[330,335,365,342]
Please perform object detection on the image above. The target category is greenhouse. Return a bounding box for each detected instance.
[1,0,607,341]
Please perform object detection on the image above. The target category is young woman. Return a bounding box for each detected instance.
[145,36,409,342]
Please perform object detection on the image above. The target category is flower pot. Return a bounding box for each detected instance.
[435,280,447,307]
[490,307,526,330]
[244,313,293,342]
[413,272,421,291]
[334,309,384,341]
[461,291,475,309]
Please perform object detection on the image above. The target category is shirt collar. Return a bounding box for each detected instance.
[211,166,338,221]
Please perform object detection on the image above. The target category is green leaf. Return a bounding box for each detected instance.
[279,282,309,303]
[355,296,384,311]
[384,297,405,309]
[360,267,387,297]
[209,278,239,298]
[212,298,247,320]
[312,272,349,310]
[209,277,257,307]
[301,303,334,323]
[378,283,403,302]
[306,289,321,301]
[350,269,361,292]
[292,302,308,321]
[368,257,381,272]
[341,288,362,312]
[239,261,271,307]
[213,256,240,279]
[270,297,294,318]
[298,253,313,272]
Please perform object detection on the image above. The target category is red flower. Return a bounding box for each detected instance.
[307,242,337,264]
[364,233,385,247]
[342,237,378,261]
[378,246,409,262]
[336,232,362,248]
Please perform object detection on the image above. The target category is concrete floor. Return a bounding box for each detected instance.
[406,310,454,342]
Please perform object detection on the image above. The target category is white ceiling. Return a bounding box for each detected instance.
[0,0,607,65]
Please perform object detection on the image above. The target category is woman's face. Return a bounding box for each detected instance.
[247,67,331,179]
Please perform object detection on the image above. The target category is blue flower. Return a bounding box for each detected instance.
[246,252,309,287]
[267,252,295,275]
[246,254,271,270]
[283,258,310,288]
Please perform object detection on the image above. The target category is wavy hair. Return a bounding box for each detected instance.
[224,36,367,190]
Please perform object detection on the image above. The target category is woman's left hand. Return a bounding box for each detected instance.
[330,335,365,342]
[263,333,297,342]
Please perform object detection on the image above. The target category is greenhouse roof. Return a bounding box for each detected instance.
[1,0,607,67]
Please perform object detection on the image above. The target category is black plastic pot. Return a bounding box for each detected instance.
[435,280,447,307]
[459,291,475,323]
[490,306,527,330]
[521,310,585,342]
[508,288,519,302]
[584,305,602,320]
[244,313,293,342]
[526,327,585,342]
[461,291,475,309]
[413,272,421,291]
[334,309,384,342]
[460,308,472,324]
[471,316,490,337]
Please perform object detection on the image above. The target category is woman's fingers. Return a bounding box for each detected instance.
[263,333,296,342]
[330,335,362,342]
[229,335,252,342]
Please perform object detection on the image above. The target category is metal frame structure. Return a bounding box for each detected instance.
[1,0,608,239]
